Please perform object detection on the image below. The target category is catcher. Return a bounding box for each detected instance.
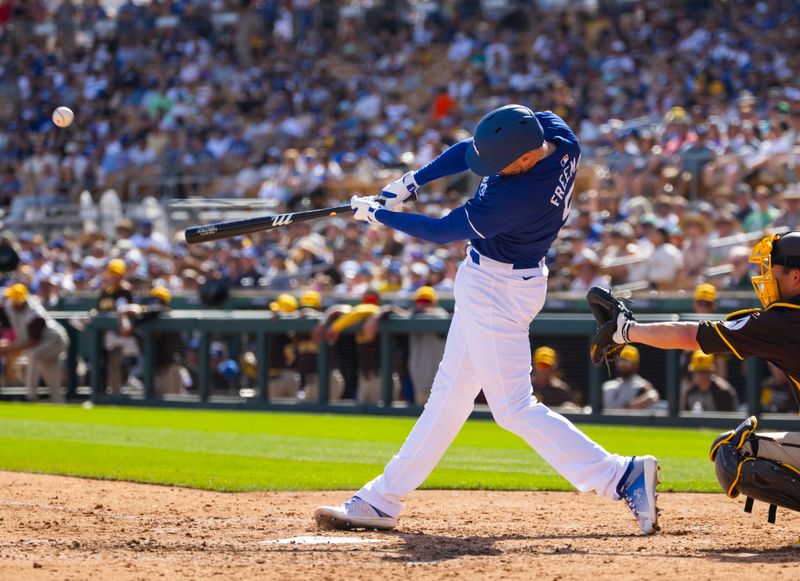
[588,231,800,523]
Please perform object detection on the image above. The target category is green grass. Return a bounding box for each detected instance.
[0,402,721,492]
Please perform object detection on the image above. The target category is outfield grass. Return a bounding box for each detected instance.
[0,402,721,492]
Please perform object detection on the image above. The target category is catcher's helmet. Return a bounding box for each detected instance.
[771,232,800,267]
[465,104,544,176]
[750,231,800,307]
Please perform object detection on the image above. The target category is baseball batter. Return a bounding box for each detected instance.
[314,105,659,535]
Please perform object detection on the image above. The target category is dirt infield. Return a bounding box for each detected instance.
[1,472,799,580]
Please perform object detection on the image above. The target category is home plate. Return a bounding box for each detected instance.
[260,536,388,545]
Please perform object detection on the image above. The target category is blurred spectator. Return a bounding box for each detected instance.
[602,346,659,411]
[0,284,68,402]
[743,186,780,232]
[679,283,729,382]
[130,219,169,254]
[314,302,359,400]
[531,346,577,409]
[680,214,711,287]
[0,167,22,206]
[725,246,755,290]
[692,284,718,315]
[684,351,738,413]
[547,244,574,291]
[122,286,186,397]
[569,248,608,293]
[774,186,800,230]
[326,290,383,403]
[210,341,240,392]
[403,286,449,406]
[96,258,136,394]
[267,292,300,400]
[295,290,342,402]
[760,362,800,414]
[645,227,683,290]
[198,262,230,309]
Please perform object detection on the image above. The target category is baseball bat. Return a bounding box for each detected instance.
[184,203,352,244]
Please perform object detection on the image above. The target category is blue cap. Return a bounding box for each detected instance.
[216,359,239,378]
[465,105,544,176]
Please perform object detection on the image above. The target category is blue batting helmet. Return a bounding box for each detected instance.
[465,104,544,176]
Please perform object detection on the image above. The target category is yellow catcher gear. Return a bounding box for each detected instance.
[751,234,780,308]
[750,232,800,307]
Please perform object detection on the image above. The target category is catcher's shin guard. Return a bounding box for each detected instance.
[710,416,800,523]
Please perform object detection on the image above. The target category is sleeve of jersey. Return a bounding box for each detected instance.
[412,139,471,186]
[536,111,579,147]
[695,313,772,361]
[374,206,477,243]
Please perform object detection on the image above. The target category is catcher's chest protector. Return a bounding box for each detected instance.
[710,418,800,523]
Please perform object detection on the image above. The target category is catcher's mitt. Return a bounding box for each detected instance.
[586,287,636,367]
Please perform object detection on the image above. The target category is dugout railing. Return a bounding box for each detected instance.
[38,311,800,430]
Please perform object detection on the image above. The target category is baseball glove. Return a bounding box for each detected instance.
[586,286,636,368]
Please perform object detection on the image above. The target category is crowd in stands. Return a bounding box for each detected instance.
[2,0,800,299]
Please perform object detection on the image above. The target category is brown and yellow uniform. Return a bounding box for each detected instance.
[330,303,382,403]
[696,294,800,407]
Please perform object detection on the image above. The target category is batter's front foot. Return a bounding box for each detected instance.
[314,496,397,531]
[617,455,660,535]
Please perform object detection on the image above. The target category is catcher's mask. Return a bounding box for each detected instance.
[750,232,800,307]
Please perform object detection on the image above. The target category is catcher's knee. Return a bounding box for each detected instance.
[710,416,800,523]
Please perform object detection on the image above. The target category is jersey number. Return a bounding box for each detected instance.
[562,184,574,221]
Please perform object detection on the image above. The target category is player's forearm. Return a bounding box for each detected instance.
[628,322,701,351]
[376,206,474,244]
[413,139,470,185]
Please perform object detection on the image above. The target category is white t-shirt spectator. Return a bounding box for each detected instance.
[447,32,474,62]
[603,375,659,410]
[646,243,683,286]
[130,230,170,253]
[127,143,157,167]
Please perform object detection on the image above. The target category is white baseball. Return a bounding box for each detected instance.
[52,106,74,128]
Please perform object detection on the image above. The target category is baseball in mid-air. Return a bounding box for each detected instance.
[52,106,74,128]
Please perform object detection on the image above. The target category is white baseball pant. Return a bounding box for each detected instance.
[357,251,629,517]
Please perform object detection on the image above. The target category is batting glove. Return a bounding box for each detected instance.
[381,171,419,210]
[351,195,383,224]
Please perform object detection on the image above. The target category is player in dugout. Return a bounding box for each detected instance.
[588,231,800,522]
[0,283,69,402]
[315,104,660,535]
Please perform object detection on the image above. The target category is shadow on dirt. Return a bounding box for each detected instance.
[696,545,800,564]
[383,531,638,563]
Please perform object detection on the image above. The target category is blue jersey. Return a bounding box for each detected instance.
[374,111,580,263]
[465,111,580,267]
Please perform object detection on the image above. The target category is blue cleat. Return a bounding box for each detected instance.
[314,496,397,531]
[617,455,660,535]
